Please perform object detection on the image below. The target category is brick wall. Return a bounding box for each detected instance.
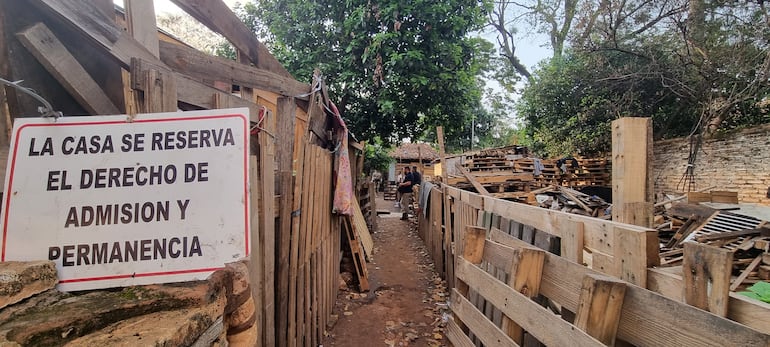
[653,124,770,204]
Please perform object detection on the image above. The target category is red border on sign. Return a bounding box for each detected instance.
[1,113,250,284]
[58,267,224,283]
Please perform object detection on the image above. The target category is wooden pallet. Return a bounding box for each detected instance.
[383,184,397,200]
[682,211,763,249]
[351,198,374,258]
[447,226,770,347]
[342,216,369,292]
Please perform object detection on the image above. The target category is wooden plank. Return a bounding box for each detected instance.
[668,202,717,219]
[35,0,161,67]
[451,290,519,347]
[727,292,770,335]
[613,226,651,286]
[130,57,260,116]
[446,317,476,347]
[646,267,684,302]
[455,258,604,347]
[491,229,770,346]
[16,22,120,115]
[649,266,770,335]
[501,242,545,344]
[574,274,627,345]
[247,155,263,347]
[560,187,592,213]
[159,41,309,99]
[436,126,451,185]
[303,145,317,347]
[478,191,653,257]
[463,226,488,265]
[125,0,159,57]
[456,163,490,196]
[168,0,292,78]
[730,255,763,291]
[139,65,177,113]
[711,191,738,204]
[350,198,374,258]
[697,227,770,242]
[611,117,653,228]
[34,0,264,117]
[687,192,713,203]
[560,220,584,264]
[275,96,296,347]
[300,144,318,346]
[683,242,733,317]
[258,109,276,347]
[287,130,308,347]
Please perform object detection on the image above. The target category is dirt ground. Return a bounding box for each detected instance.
[322,194,450,347]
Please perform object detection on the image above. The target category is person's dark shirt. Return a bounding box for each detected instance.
[398,172,414,193]
[412,170,421,185]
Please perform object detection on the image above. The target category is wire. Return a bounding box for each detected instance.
[0,77,62,119]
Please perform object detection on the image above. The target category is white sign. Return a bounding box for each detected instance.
[0,108,250,291]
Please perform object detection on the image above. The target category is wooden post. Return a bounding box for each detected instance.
[258,109,276,347]
[611,117,653,228]
[248,154,263,347]
[683,242,733,317]
[418,144,423,174]
[575,274,627,346]
[501,245,545,344]
[142,68,177,113]
[275,96,296,347]
[437,127,453,288]
[125,0,160,58]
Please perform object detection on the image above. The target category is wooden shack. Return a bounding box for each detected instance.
[389,142,438,181]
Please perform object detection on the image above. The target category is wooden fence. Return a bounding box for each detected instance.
[417,185,770,345]
[1,1,347,346]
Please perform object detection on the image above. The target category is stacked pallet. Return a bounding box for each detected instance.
[514,158,562,186]
[383,184,397,200]
[464,156,514,172]
[572,157,611,186]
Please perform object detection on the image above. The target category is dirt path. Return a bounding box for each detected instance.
[322,195,449,347]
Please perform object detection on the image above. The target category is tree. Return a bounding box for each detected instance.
[517,0,770,156]
[484,0,582,82]
[237,0,492,145]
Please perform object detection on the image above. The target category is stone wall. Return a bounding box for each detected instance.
[653,124,770,204]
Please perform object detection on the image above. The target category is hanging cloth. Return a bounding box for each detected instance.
[329,102,354,216]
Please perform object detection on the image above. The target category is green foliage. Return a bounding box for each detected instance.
[213,42,236,61]
[238,0,492,146]
[362,140,393,175]
[739,282,770,304]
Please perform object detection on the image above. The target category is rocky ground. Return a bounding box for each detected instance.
[322,195,450,347]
